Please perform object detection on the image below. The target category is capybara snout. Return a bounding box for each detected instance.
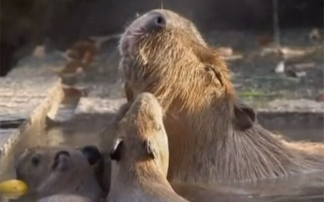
[134,10,167,32]
[143,10,167,31]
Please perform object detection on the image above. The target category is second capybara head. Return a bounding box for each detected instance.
[109,92,169,176]
[15,145,103,199]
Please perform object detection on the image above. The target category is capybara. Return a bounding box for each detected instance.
[118,9,324,184]
[15,145,104,201]
[107,92,189,202]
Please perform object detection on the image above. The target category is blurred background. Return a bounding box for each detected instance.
[1,1,322,62]
[1,0,323,121]
[1,0,323,101]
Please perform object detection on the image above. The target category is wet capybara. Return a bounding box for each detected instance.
[15,145,104,201]
[107,92,189,202]
[118,9,324,184]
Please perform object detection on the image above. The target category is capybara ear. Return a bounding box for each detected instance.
[204,65,224,86]
[110,138,123,162]
[143,140,156,159]
[80,145,102,166]
[233,101,257,130]
[51,151,71,172]
[191,41,225,87]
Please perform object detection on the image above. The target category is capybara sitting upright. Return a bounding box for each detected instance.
[15,145,104,201]
[107,92,189,202]
[118,9,324,184]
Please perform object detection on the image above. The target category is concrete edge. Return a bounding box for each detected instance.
[75,97,324,130]
[258,111,324,130]
[0,79,64,165]
[75,97,324,113]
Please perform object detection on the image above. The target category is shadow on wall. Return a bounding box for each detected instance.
[1,0,323,76]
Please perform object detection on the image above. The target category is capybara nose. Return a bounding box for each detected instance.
[146,12,166,30]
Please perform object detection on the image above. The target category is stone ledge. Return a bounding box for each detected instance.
[0,78,64,179]
[257,99,324,113]
[75,97,324,115]
[74,97,323,130]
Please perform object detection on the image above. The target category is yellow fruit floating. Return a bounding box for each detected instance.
[0,179,28,199]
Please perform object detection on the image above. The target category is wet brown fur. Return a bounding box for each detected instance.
[107,92,188,202]
[15,146,103,200]
[119,9,324,184]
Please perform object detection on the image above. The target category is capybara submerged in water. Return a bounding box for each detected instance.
[15,145,104,201]
[107,92,189,202]
[118,9,324,184]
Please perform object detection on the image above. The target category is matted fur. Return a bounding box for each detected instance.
[107,92,189,202]
[118,9,324,184]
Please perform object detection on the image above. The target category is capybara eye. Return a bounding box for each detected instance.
[110,139,123,161]
[31,156,40,167]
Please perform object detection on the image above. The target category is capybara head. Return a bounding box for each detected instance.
[15,145,103,198]
[120,9,207,58]
[109,92,169,176]
[119,9,234,111]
